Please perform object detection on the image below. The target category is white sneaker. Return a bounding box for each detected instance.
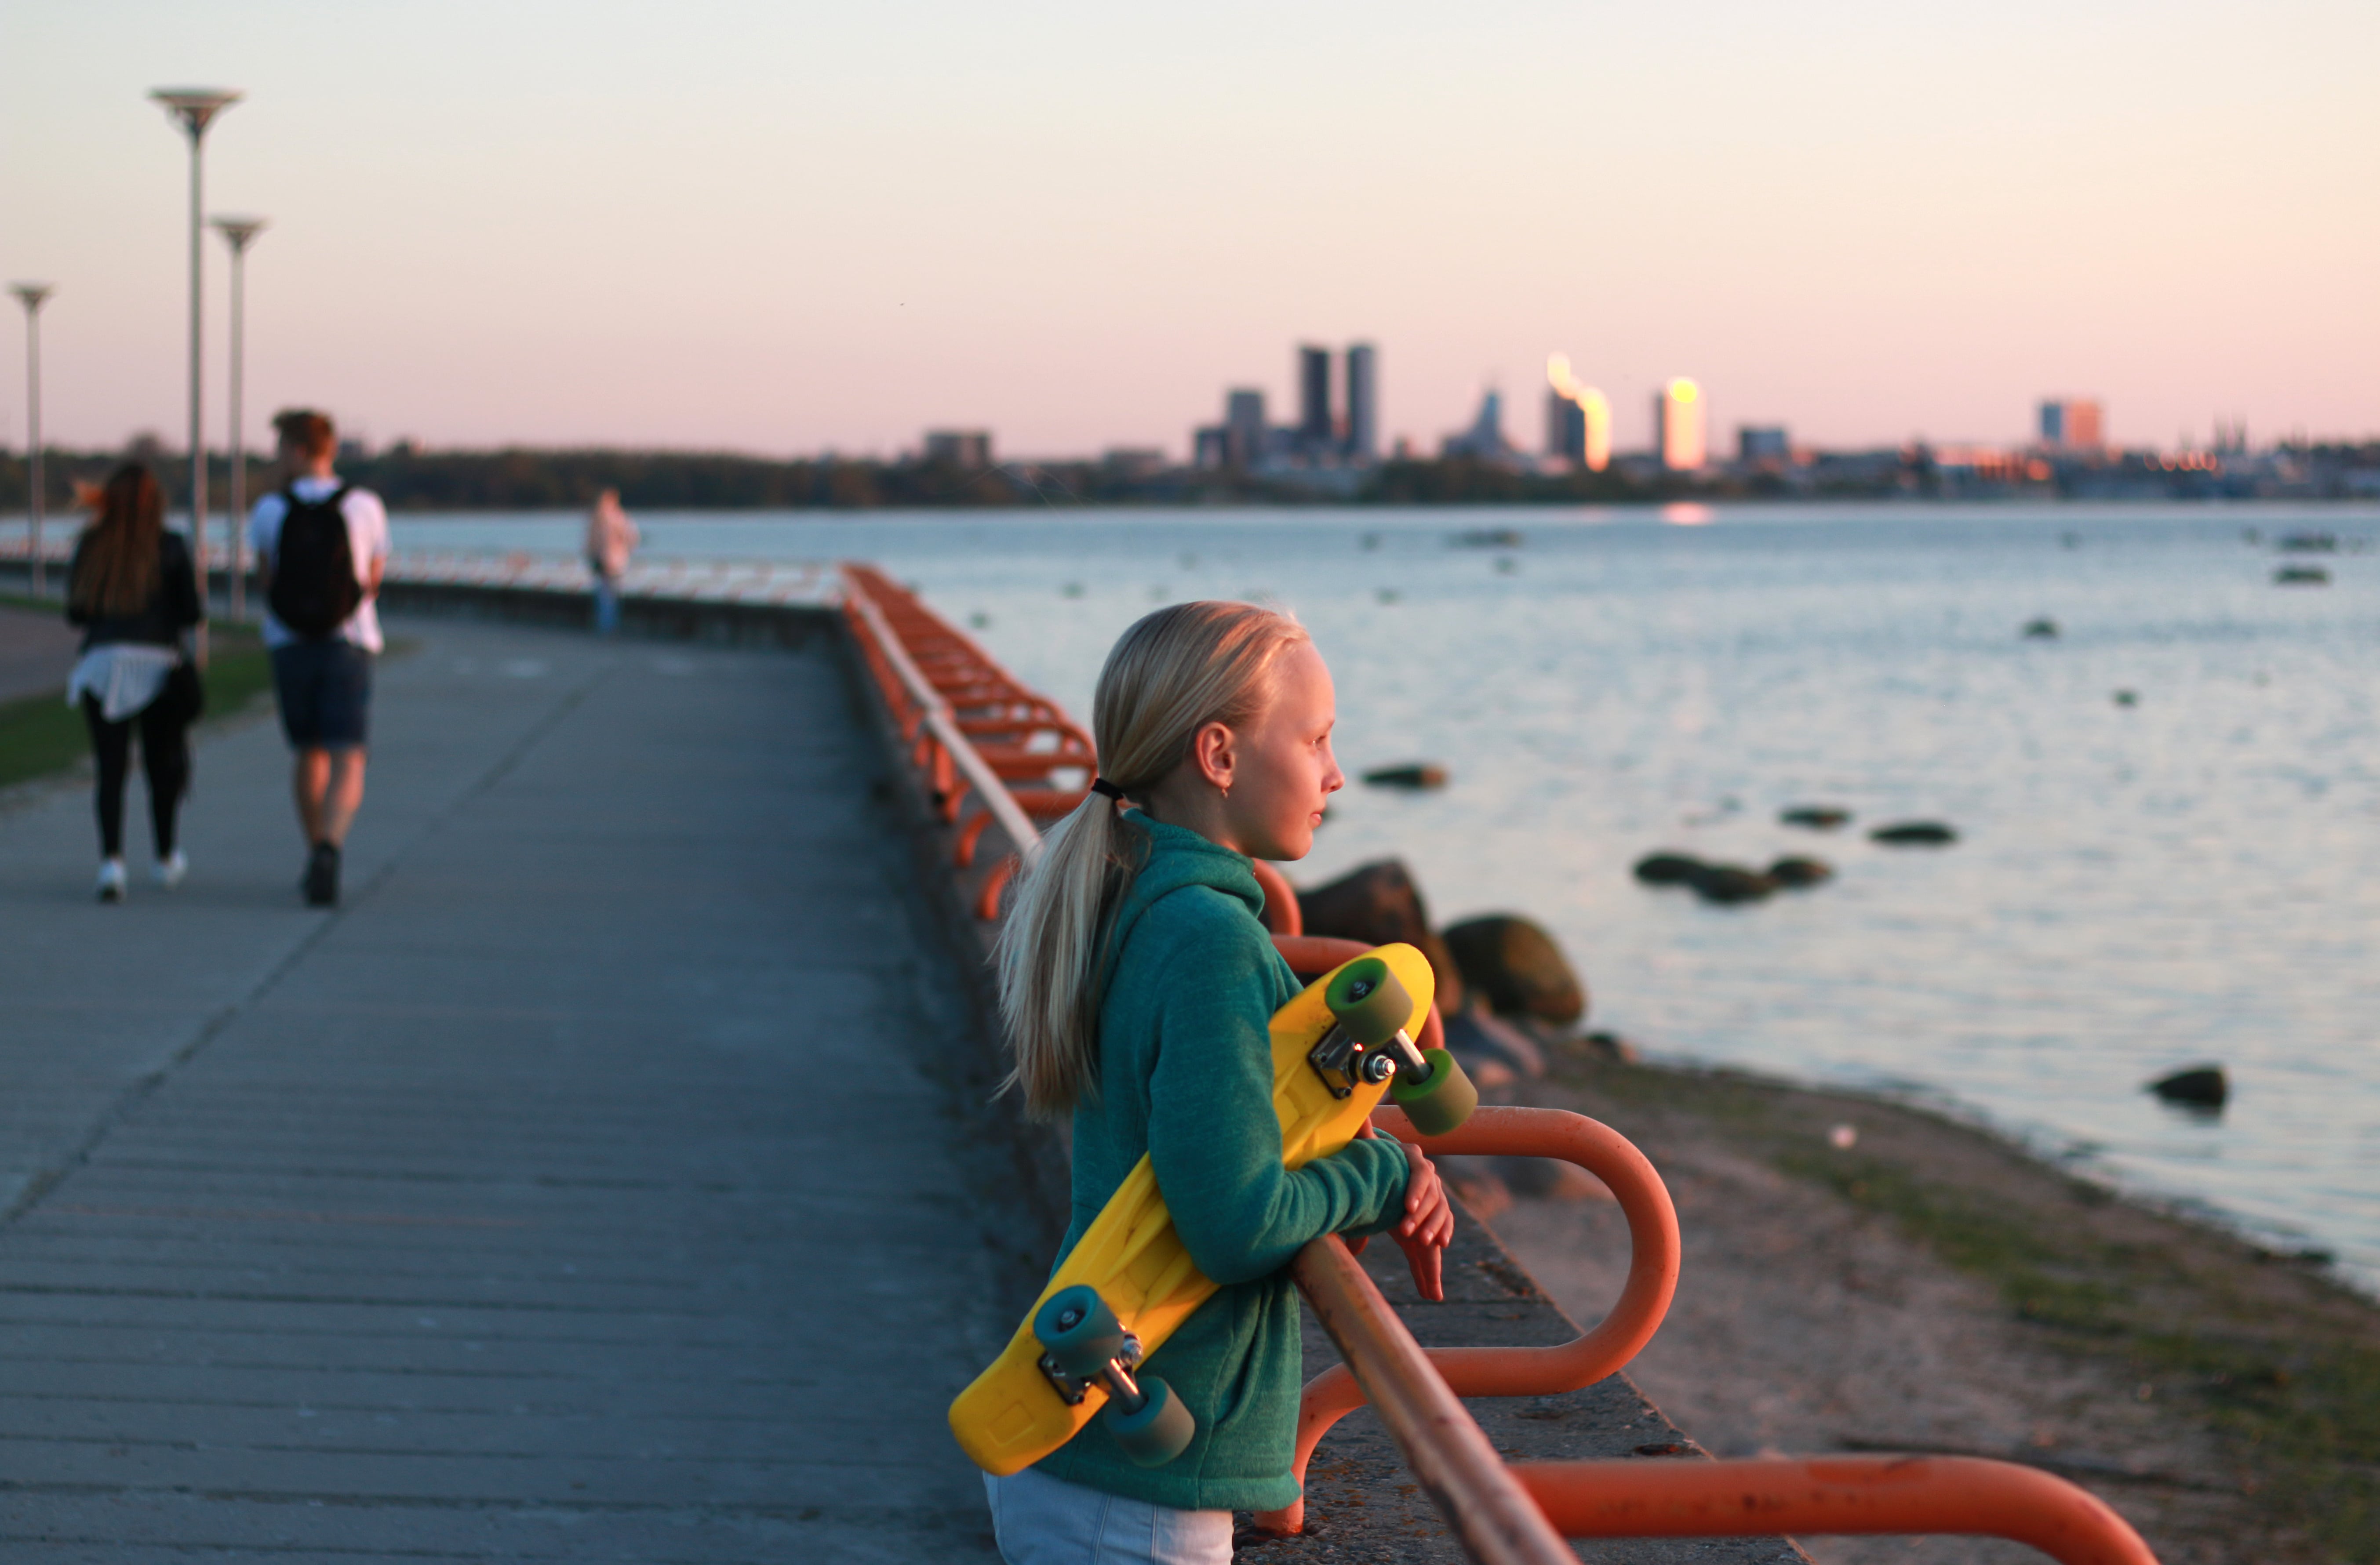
[154,850,188,889]
[96,859,128,904]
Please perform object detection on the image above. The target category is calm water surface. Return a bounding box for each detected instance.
[388,503,2380,1293]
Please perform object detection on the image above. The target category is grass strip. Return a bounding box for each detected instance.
[1547,1051,2380,1559]
[0,614,276,792]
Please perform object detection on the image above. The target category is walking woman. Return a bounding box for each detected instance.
[64,464,204,902]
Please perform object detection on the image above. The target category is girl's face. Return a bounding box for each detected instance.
[1211,639,1344,862]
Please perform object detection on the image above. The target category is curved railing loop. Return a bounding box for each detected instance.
[1255,1103,1682,1536]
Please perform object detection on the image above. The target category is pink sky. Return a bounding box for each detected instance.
[4,0,2376,461]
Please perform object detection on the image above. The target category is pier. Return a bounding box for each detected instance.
[0,613,1016,1559]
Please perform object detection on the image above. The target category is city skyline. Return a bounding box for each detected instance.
[4,0,2376,460]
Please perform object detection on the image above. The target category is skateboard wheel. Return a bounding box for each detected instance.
[1106,1374,1195,1467]
[1324,959,1410,1048]
[1034,1285,1125,1379]
[1389,1047,1478,1135]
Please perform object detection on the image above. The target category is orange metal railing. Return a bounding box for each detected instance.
[838,567,2162,1565]
[1514,1456,2158,1565]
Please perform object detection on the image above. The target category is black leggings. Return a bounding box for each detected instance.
[82,695,190,859]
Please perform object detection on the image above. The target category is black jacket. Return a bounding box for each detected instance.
[66,530,204,652]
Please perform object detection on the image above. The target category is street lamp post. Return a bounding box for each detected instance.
[150,87,241,613]
[211,217,266,620]
[9,283,53,598]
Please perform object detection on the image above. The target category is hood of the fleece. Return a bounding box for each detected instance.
[1101,811,1266,974]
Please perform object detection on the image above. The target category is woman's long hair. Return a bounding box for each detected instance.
[993,600,1309,1117]
[68,465,165,619]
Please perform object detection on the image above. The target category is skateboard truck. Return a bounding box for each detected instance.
[1307,1024,1433,1100]
[1037,1322,1150,1411]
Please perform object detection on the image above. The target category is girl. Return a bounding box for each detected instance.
[64,465,204,901]
[989,601,1454,1565]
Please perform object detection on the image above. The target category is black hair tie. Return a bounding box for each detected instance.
[1089,777,1124,802]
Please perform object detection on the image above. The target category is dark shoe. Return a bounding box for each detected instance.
[303,842,341,908]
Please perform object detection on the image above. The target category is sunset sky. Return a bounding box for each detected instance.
[4,0,2375,461]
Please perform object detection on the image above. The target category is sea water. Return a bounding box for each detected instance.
[382,503,2380,1293]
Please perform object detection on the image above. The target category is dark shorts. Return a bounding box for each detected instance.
[271,641,373,751]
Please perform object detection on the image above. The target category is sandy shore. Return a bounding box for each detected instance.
[1460,1047,2380,1565]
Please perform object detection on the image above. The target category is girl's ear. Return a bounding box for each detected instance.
[1190,719,1237,792]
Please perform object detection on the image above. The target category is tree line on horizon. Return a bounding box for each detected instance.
[6,438,2376,512]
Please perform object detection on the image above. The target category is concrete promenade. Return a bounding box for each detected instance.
[0,617,1011,1561]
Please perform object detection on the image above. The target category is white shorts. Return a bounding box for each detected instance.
[983,1465,1231,1565]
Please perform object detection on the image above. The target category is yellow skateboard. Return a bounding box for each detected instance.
[950,942,1478,1474]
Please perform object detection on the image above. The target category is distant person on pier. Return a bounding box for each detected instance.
[585,488,638,635]
[248,408,389,908]
[63,464,204,902]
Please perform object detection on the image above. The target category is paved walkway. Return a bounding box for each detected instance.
[0,617,1010,1562]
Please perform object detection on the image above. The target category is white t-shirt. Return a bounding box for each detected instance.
[247,476,391,652]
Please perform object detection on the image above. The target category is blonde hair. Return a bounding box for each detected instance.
[994,600,1309,1117]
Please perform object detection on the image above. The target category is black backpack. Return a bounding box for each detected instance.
[267,484,363,639]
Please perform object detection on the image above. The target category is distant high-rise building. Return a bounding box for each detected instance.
[1442,389,1516,463]
[1224,389,1267,468]
[1547,390,1586,460]
[1579,389,1610,472]
[1345,344,1378,461]
[1656,379,1705,471]
[924,430,992,468]
[2039,398,2105,450]
[1298,346,1332,449]
[1738,425,1789,464]
[1544,353,1611,472]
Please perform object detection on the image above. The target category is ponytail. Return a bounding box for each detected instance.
[994,601,1308,1117]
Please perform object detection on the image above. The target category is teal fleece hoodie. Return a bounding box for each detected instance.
[1034,813,1412,1512]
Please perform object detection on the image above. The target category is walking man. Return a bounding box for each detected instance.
[248,409,389,907]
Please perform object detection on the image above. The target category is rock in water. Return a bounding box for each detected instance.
[1870,821,1958,846]
[1767,855,1834,889]
[1686,864,1776,904]
[1780,806,1852,830]
[2274,565,2330,586]
[1297,859,1464,1013]
[1635,853,1779,904]
[1361,763,1449,790]
[1442,915,1586,1028]
[2149,1065,2227,1108]
[2023,617,2060,639]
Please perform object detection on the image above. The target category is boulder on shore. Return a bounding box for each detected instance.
[1361,763,1449,790]
[2150,1065,2228,1108]
[1442,915,1587,1028]
[1441,1006,1548,1079]
[1296,859,1464,1013]
[1780,806,1852,830]
[1870,821,1958,846]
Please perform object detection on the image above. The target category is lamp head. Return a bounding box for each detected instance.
[8,283,54,313]
[150,87,243,141]
[211,215,269,252]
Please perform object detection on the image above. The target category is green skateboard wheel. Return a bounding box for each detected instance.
[1106,1374,1195,1467]
[1390,1047,1478,1136]
[1034,1285,1124,1380]
[1324,958,1411,1048]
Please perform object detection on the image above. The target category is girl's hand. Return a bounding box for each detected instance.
[1394,1140,1454,1302]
